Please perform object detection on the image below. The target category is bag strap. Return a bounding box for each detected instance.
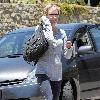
[38,22,47,40]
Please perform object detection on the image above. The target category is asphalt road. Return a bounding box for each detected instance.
[31,96,100,100]
[30,97,43,100]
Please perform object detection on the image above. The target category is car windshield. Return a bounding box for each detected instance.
[0,32,33,57]
[63,29,72,37]
[0,26,71,58]
[90,25,100,51]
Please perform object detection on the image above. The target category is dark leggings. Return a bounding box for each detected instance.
[35,74,61,100]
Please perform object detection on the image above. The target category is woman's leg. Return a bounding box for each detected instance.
[35,74,53,100]
[50,81,62,100]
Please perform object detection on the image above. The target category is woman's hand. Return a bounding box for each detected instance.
[66,40,72,49]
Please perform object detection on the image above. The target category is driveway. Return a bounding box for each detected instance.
[31,96,100,100]
[31,97,43,100]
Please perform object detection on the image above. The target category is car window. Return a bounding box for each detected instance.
[20,33,33,53]
[0,26,73,58]
[0,32,33,57]
[74,27,92,48]
[80,33,92,46]
[64,29,72,37]
[0,35,17,57]
[90,26,100,51]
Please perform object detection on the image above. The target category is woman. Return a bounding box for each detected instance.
[35,3,73,100]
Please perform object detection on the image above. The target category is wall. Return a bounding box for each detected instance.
[0,3,99,35]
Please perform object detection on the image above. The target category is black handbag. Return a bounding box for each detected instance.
[23,23,49,64]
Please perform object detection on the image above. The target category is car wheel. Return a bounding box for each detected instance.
[61,81,74,100]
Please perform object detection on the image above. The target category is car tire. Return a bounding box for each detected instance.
[61,81,74,100]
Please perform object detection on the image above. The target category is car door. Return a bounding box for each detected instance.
[75,25,100,98]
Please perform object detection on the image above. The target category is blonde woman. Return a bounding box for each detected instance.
[35,3,73,100]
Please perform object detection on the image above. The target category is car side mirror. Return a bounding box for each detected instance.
[78,45,92,55]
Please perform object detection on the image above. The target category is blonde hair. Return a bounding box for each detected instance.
[44,3,60,16]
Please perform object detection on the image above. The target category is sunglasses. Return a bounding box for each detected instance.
[48,14,59,15]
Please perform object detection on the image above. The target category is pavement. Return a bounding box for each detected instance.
[30,97,43,100]
[30,97,100,100]
[30,96,100,100]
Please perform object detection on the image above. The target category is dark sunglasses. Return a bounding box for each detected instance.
[49,14,59,15]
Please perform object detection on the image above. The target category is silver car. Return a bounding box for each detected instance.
[0,24,78,100]
[1,23,99,100]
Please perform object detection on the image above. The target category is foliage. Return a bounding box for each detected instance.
[0,3,99,36]
[21,0,36,4]
[59,3,73,15]
[20,0,85,5]
[58,3,89,15]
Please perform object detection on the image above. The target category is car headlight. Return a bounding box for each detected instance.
[23,68,37,84]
